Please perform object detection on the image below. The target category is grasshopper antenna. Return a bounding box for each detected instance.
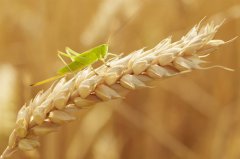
[105,2,144,59]
[105,3,143,45]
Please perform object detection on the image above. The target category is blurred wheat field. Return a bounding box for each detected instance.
[0,0,240,159]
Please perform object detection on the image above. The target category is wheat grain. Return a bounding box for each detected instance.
[0,20,235,158]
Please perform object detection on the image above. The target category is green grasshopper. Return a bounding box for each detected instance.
[31,7,142,86]
[31,44,109,86]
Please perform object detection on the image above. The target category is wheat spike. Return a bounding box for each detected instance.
[0,21,235,158]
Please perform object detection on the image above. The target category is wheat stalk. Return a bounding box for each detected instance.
[0,20,235,159]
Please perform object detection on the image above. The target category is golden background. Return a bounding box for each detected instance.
[0,0,239,159]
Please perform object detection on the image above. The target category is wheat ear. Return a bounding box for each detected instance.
[0,20,235,158]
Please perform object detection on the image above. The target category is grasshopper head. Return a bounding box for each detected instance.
[99,44,108,59]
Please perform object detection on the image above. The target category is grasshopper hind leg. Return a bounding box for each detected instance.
[65,47,79,56]
[58,51,75,62]
[58,52,73,72]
